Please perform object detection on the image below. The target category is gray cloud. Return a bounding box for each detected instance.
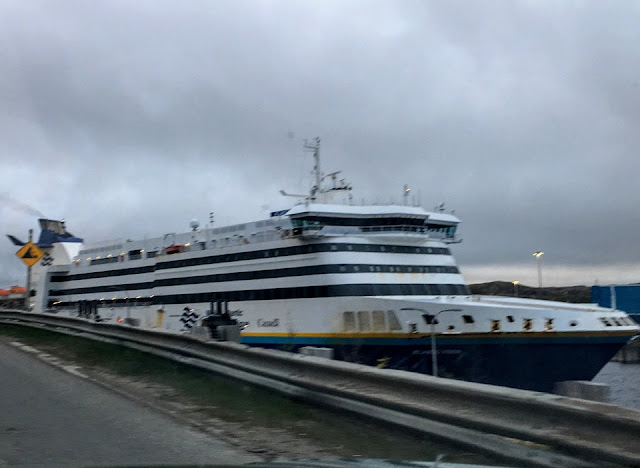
[2,0,640,287]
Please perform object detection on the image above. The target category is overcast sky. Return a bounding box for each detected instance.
[1,0,639,288]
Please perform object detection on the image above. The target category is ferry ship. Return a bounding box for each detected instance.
[10,139,639,392]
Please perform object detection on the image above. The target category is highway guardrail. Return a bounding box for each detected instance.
[1,309,639,467]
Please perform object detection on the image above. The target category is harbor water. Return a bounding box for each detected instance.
[594,361,640,409]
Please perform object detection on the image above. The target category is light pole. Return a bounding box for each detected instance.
[533,251,544,288]
[512,280,519,297]
[401,307,462,377]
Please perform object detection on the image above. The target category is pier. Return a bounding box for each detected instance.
[611,338,640,363]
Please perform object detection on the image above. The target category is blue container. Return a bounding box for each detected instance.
[592,285,640,324]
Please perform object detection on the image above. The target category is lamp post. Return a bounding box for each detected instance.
[512,280,519,297]
[533,251,544,288]
[401,307,462,377]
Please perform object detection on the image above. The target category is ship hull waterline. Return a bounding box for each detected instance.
[242,333,631,393]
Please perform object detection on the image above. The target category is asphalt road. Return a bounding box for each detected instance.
[0,341,258,467]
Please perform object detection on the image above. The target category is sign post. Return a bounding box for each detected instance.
[15,230,43,309]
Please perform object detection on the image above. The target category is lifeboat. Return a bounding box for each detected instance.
[164,244,184,255]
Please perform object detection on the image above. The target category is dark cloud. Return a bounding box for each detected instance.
[2,0,640,287]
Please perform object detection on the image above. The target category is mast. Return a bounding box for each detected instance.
[303,137,322,200]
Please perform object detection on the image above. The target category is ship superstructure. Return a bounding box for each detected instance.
[21,139,639,392]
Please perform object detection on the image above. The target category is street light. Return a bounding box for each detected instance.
[401,307,462,377]
[512,280,519,297]
[533,251,544,288]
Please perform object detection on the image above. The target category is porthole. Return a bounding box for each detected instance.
[569,320,578,327]
[462,315,475,324]
[506,315,514,323]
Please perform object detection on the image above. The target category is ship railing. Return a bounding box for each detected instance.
[291,224,457,239]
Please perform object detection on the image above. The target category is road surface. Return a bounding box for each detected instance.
[0,341,257,467]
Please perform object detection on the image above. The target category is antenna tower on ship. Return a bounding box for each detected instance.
[280,137,351,203]
[303,137,322,200]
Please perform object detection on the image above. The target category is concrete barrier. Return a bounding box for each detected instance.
[2,309,639,467]
[300,346,335,359]
[554,381,610,403]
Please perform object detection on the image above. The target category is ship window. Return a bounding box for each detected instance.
[146,251,157,258]
[407,267,413,273]
[380,246,386,251]
[353,266,360,272]
[612,318,622,326]
[387,311,402,330]
[427,248,433,253]
[462,315,474,324]
[343,312,356,331]
[347,245,353,250]
[570,320,578,327]
[372,310,385,331]
[447,325,455,331]
[600,317,612,327]
[523,318,533,331]
[491,320,501,332]
[545,318,554,331]
[339,265,346,272]
[441,284,455,295]
[357,311,371,332]
[422,314,437,325]
[331,245,337,251]
[369,266,375,272]
[375,266,382,272]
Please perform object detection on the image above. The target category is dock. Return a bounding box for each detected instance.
[611,338,640,363]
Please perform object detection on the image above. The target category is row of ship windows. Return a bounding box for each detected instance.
[89,251,158,265]
[49,280,469,302]
[49,283,472,304]
[343,310,403,332]
[52,263,459,285]
[83,243,451,269]
[341,312,596,333]
[601,316,635,327]
[338,265,459,274]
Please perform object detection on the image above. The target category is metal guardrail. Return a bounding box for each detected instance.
[2,309,640,467]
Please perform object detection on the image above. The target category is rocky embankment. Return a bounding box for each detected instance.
[469,281,591,303]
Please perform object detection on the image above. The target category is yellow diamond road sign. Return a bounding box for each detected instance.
[16,242,44,267]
